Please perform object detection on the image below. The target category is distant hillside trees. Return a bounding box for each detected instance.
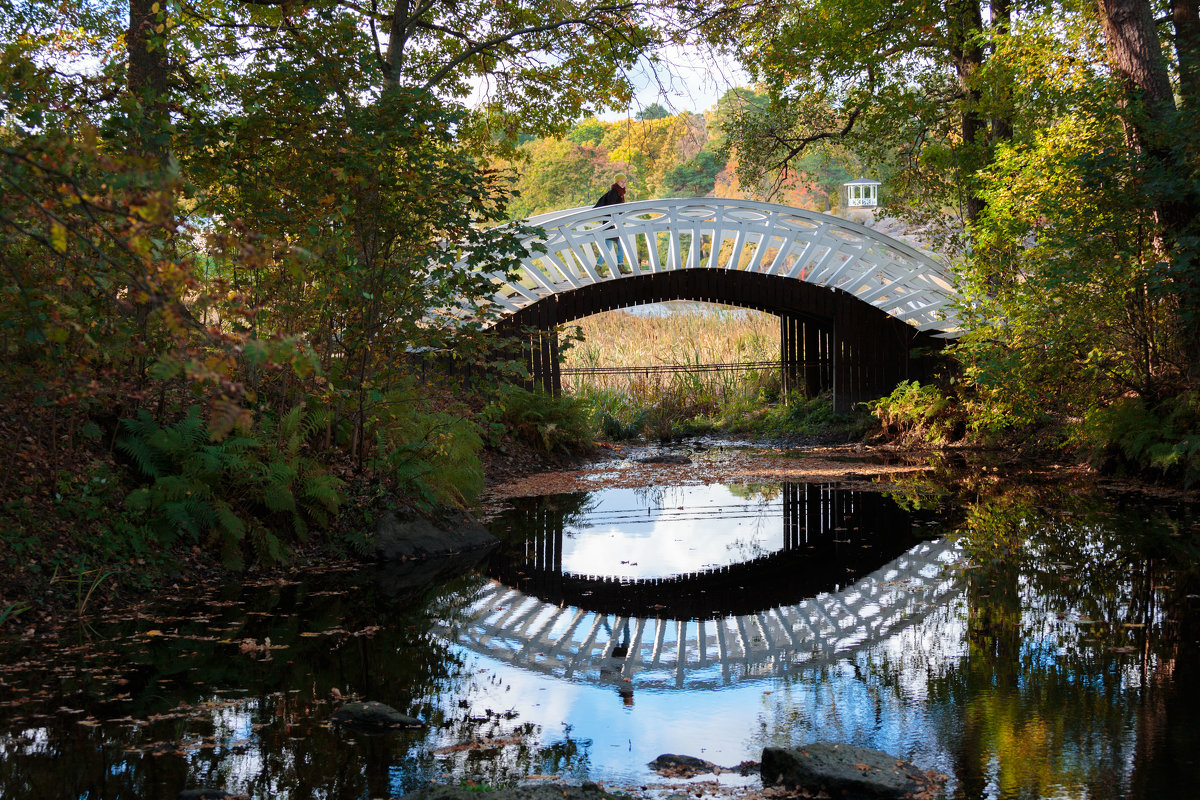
[500,90,859,219]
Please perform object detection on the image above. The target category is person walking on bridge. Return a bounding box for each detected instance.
[593,173,628,273]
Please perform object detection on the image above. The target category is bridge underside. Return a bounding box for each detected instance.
[496,269,945,412]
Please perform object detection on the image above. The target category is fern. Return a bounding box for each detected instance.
[115,404,344,568]
[1083,393,1200,486]
[490,385,596,454]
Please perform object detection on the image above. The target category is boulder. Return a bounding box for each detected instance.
[761,742,945,800]
[330,701,424,731]
[374,505,496,561]
[648,753,720,778]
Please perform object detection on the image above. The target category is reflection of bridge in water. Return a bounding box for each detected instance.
[491,484,938,619]
[441,484,961,689]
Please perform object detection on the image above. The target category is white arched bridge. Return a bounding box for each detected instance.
[478,198,961,411]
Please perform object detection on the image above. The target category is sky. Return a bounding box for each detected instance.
[601,44,749,120]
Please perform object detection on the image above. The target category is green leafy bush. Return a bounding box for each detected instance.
[369,388,485,509]
[117,406,343,569]
[1082,393,1200,486]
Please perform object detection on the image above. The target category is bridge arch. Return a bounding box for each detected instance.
[483,199,960,410]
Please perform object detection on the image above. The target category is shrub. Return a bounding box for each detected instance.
[368,388,485,509]
[868,381,967,445]
[489,386,596,454]
[117,405,343,569]
[1081,393,1200,486]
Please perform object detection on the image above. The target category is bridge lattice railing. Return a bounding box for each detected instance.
[478,198,960,334]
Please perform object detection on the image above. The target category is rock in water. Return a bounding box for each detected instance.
[330,701,424,731]
[761,742,945,799]
[648,753,720,777]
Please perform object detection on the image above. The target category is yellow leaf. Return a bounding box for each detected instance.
[144,629,163,636]
[50,222,67,253]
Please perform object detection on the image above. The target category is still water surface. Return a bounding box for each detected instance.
[1,480,1197,799]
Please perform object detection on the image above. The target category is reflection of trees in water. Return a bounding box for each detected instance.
[0,569,593,799]
[748,478,1198,800]
[929,486,1190,800]
[726,482,783,503]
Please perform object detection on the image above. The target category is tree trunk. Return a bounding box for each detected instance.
[947,0,988,223]
[1174,0,1200,113]
[1096,0,1175,122]
[383,0,412,89]
[1097,0,1200,371]
[990,0,1015,145]
[127,0,170,163]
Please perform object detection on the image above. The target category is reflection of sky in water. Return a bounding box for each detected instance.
[560,485,781,579]
[434,602,969,788]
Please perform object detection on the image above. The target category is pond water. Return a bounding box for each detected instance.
[1,479,1198,799]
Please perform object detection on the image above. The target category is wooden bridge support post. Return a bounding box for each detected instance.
[832,289,941,413]
[780,314,799,398]
[806,322,829,397]
[524,297,561,395]
[783,482,800,549]
[780,313,833,400]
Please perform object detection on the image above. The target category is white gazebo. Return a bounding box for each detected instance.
[841,178,881,209]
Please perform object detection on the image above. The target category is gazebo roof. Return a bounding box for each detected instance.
[843,177,882,186]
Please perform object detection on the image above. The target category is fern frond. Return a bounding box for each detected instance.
[264,482,296,513]
[279,406,303,441]
[303,475,342,513]
[117,434,162,479]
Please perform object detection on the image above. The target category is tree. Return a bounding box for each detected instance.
[685,0,1020,241]
[1094,0,1200,366]
[0,0,665,562]
[664,151,722,196]
[635,102,672,120]
[568,117,607,146]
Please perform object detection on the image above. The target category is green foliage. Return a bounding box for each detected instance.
[636,103,672,121]
[959,110,1172,420]
[1081,394,1200,486]
[489,386,596,454]
[664,151,723,196]
[567,117,605,146]
[778,393,841,434]
[868,381,967,446]
[0,602,31,628]
[368,388,485,509]
[599,409,647,441]
[117,406,343,569]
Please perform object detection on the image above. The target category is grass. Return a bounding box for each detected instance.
[561,302,855,440]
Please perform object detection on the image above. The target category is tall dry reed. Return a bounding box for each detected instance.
[562,303,783,435]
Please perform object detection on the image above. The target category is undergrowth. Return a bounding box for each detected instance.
[117,405,343,570]
[868,380,969,446]
[1082,392,1200,486]
[488,386,597,454]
